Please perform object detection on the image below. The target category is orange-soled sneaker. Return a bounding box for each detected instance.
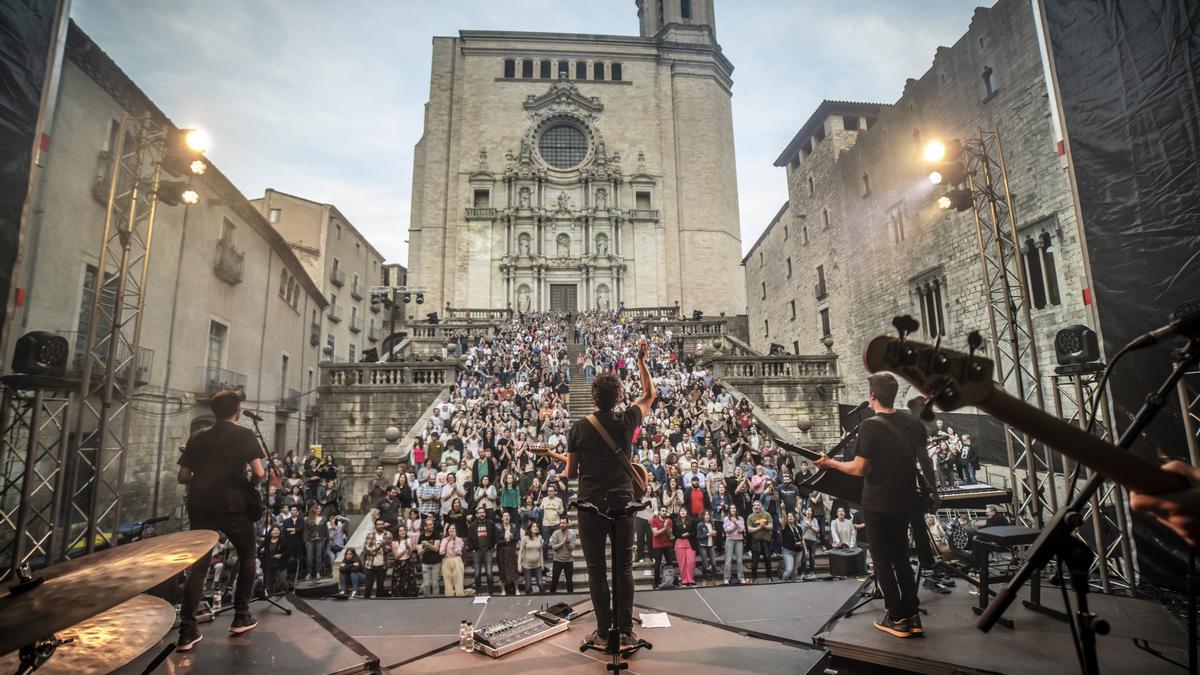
[873,612,913,638]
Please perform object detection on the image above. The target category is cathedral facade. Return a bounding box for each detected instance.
[406,0,746,316]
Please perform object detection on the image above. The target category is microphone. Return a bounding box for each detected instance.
[242,410,264,422]
[1126,301,1200,351]
[852,400,869,413]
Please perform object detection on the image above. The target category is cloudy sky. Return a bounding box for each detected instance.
[71,0,981,264]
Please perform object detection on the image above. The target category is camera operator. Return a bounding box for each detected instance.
[176,390,266,652]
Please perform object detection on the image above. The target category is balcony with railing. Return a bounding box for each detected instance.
[320,361,461,388]
[368,324,380,342]
[214,239,245,285]
[199,366,247,398]
[278,388,301,412]
[330,267,346,287]
[350,316,363,333]
[627,209,660,221]
[351,281,364,301]
[328,304,343,322]
[464,208,497,220]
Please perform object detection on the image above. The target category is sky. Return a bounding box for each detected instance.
[70,0,982,264]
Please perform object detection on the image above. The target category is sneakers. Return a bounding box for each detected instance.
[585,629,608,650]
[230,611,258,634]
[619,629,640,649]
[908,613,924,635]
[873,613,913,638]
[923,578,951,594]
[177,624,202,652]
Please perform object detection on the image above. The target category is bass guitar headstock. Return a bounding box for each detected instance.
[862,332,996,412]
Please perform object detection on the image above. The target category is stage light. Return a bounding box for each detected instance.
[181,189,200,205]
[929,171,944,185]
[923,140,946,163]
[1054,325,1100,366]
[938,189,973,212]
[415,293,425,305]
[184,128,209,154]
[189,159,207,175]
[937,195,952,210]
[12,331,69,377]
[157,181,200,206]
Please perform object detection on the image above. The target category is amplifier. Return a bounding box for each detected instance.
[473,610,571,658]
[828,547,867,577]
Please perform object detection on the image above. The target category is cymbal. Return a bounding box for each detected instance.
[0,529,217,656]
[0,594,175,674]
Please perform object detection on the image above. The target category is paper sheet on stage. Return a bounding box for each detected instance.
[473,596,489,604]
[639,612,671,628]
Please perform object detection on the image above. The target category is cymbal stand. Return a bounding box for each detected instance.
[216,415,291,617]
[980,337,1199,675]
[572,499,653,673]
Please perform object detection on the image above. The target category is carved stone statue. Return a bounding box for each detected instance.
[517,233,531,257]
[596,287,611,311]
[519,137,532,161]
[595,188,608,210]
[556,192,571,211]
[478,148,489,171]
[518,187,531,208]
[517,286,531,313]
[556,233,570,257]
[596,233,609,256]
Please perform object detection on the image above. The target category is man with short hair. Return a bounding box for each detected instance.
[176,390,266,651]
[549,517,577,593]
[958,434,980,484]
[417,472,441,522]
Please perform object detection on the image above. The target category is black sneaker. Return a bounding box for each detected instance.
[230,611,258,634]
[908,613,924,635]
[619,629,640,649]
[177,624,202,652]
[873,613,913,638]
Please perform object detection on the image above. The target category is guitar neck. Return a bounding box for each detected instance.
[981,387,1187,495]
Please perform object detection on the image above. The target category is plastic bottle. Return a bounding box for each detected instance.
[464,622,475,653]
[212,592,221,612]
[459,620,468,651]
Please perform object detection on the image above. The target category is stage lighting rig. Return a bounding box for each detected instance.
[157,181,200,206]
[162,127,209,177]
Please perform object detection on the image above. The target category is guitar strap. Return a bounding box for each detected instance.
[869,415,936,496]
[586,414,645,491]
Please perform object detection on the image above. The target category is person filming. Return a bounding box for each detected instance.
[176,390,266,652]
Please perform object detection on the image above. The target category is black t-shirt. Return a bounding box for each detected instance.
[568,406,643,502]
[178,420,260,514]
[375,497,401,525]
[856,412,927,513]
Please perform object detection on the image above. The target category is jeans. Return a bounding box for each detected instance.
[364,566,388,598]
[781,549,798,580]
[698,544,718,579]
[181,509,256,628]
[864,509,919,618]
[723,538,744,581]
[963,464,978,484]
[523,567,545,594]
[551,560,574,593]
[651,547,673,587]
[802,539,819,573]
[306,539,327,577]
[749,538,772,581]
[577,491,635,635]
[473,549,495,595]
[340,570,364,595]
[442,556,465,596]
[422,562,442,597]
[264,567,287,595]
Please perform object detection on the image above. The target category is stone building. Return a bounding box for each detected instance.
[250,190,387,364]
[2,22,327,519]
[406,0,746,316]
[745,0,1091,406]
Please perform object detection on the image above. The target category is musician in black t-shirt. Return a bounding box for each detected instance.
[566,338,655,652]
[816,373,934,639]
[176,390,266,651]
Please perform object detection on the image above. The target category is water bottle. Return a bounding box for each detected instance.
[464,623,475,653]
[212,592,221,612]
[459,620,468,650]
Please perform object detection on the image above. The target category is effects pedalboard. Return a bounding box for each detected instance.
[473,604,574,658]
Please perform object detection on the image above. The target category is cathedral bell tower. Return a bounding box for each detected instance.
[637,0,717,44]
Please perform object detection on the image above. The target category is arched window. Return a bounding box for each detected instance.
[540,59,551,79]
[681,0,693,20]
[1022,231,1062,309]
[983,66,998,96]
[522,59,533,78]
[503,59,515,78]
[593,62,605,80]
[611,63,623,81]
[576,61,587,79]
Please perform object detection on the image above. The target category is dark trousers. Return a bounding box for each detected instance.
[651,547,674,587]
[749,538,773,580]
[577,492,635,635]
[551,560,574,593]
[182,508,256,627]
[865,509,919,618]
[364,566,389,598]
[635,517,651,559]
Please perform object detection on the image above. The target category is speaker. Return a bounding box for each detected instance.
[12,331,69,377]
[828,547,867,577]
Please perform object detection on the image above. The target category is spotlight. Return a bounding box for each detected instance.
[157,181,200,206]
[937,189,972,212]
[415,293,425,305]
[1054,325,1101,366]
[183,128,209,154]
[12,331,69,377]
[929,171,944,185]
[403,292,412,303]
[189,159,207,175]
[181,189,200,205]
[163,127,208,177]
[923,140,946,163]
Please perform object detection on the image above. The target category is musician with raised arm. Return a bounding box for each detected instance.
[566,337,655,651]
[815,373,934,639]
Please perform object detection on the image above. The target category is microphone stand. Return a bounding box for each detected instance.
[979,337,1199,675]
[216,413,293,617]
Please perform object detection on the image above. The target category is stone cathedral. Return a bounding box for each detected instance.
[406,0,746,316]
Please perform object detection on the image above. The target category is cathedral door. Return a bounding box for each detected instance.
[549,284,578,311]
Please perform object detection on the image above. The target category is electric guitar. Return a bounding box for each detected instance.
[862,335,1189,495]
[530,444,568,464]
[530,443,652,499]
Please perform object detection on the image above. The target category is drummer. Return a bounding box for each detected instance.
[176,390,266,651]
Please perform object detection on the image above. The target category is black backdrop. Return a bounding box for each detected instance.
[0,0,58,348]
[1043,0,1200,589]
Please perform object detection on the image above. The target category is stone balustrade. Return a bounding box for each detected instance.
[620,306,681,319]
[707,354,839,381]
[320,361,461,388]
[406,322,498,339]
[444,307,512,321]
[645,318,729,335]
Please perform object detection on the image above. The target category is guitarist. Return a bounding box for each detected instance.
[816,373,934,639]
[566,338,656,652]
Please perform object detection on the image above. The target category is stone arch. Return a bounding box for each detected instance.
[517,232,531,256]
[556,233,571,257]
